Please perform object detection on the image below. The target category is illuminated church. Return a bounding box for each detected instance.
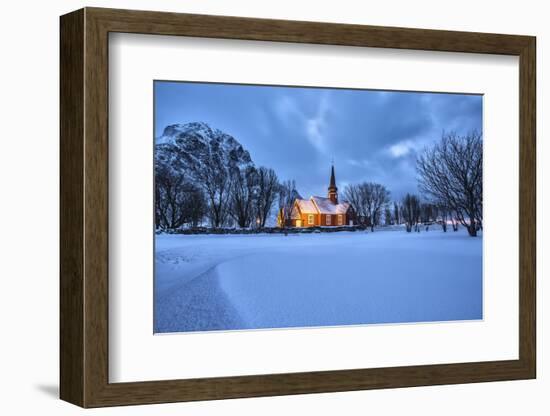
[278,165,353,227]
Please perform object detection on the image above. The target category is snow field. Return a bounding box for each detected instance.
[154,229,482,333]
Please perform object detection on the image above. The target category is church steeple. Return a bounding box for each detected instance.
[328,163,338,204]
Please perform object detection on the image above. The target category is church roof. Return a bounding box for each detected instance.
[311,196,350,214]
[294,197,351,216]
[294,198,318,215]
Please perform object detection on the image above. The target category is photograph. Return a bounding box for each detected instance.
[153,80,483,334]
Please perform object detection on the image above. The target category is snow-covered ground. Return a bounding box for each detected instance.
[154,228,482,333]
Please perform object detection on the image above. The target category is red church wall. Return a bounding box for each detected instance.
[281,212,352,228]
[319,214,347,226]
[295,213,319,227]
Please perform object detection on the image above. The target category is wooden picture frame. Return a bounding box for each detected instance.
[60,7,536,408]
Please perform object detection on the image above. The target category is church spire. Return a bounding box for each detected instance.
[329,164,336,189]
[328,162,338,204]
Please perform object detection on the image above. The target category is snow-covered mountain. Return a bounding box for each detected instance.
[155,122,255,179]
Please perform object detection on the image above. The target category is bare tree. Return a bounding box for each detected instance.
[384,206,393,226]
[420,203,438,231]
[451,216,459,232]
[361,182,391,232]
[393,201,401,225]
[255,167,279,228]
[344,184,367,225]
[278,179,297,227]
[344,182,390,230]
[193,154,233,228]
[420,203,435,223]
[155,163,187,230]
[417,131,483,236]
[155,162,206,230]
[436,202,450,232]
[229,166,258,228]
[182,188,207,227]
[402,193,421,233]
[344,184,364,225]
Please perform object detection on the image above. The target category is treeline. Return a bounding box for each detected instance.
[155,159,298,231]
[343,131,482,237]
[393,195,459,233]
[341,184,450,233]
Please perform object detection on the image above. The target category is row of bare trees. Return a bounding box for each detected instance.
[394,194,458,233]
[342,184,446,233]
[339,132,482,236]
[155,158,282,230]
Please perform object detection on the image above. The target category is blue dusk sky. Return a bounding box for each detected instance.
[155,81,482,200]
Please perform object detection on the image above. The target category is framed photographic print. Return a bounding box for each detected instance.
[60,7,536,408]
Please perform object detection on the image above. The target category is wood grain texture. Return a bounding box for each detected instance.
[518,38,537,375]
[83,10,110,406]
[59,8,84,407]
[87,7,532,54]
[59,7,537,408]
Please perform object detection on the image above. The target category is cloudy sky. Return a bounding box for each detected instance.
[155,81,482,200]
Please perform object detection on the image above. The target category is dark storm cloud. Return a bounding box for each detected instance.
[155,81,482,200]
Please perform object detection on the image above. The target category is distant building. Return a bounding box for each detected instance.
[278,164,353,227]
